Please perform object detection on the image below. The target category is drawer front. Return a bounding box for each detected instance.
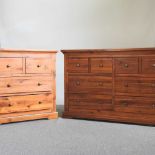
[0,58,23,74]
[0,93,53,114]
[68,94,113,111]
[115,77,155,96]
[115,77,140,95]
[26,58,52,74]
[68,76,112,94]
[115,96,155,115]
[142,57,155,74]
[115,58,139,74]
[67,58,88,73]
[0,76,52,94]
[91,58,112,73]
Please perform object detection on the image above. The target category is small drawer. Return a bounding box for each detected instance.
[142,57,155,74]
[0,58,23,74]
[0,93,53,114]
[115,96,155,115]
[91,58,112,73]
[0,76,52,94]
[68,76,112,94]
[115,77,140,95]
[115,58,139,74]
[68,94,113,111]
[67,58,88,73]
[26,58,52,74]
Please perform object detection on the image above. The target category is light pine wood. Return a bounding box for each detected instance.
[0,49,58,124]
[62,48,155,125]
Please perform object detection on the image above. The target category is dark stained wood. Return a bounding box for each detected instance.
[62,48,155,125]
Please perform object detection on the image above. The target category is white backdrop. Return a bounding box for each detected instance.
[0,0,155,104]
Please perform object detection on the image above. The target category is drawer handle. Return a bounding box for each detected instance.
[37,83,42,86]
[76,81,80,85]
[76,63,80,67]
[122,102,128,106]
[98,82,103,86]
[124,83,128,87]
[38,101,42,104]
[124,64,128,68]
[7,84,11,88]
[151,84,155,87]
[99,64,103,67]
[152,64,155,67]
[6,65,11,68]
[8,104,12,107]
[37,65,41,68]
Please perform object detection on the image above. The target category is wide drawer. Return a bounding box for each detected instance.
[0,58,23,75]
[0,76,52,94]
[68,94,113,111]
[115,96,155,115]
[26,58,52,74]
[91,58,112,73]
[115,77,155,96]
[68,76,112,94]
[67,58,88,73]
[142,57,155,74]
[115,57,139,74]
[0,93,53,114]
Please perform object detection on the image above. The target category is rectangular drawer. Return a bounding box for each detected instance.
[115,58,139,74]
[115,96,155,115]
[0,76,52,94]
[115,77,140,95]
[142,57,155,74]
[0,58,23,74]
[91,58,112,73]
[26,58,52,74]
[67,58,88,73]
[68,76,112,94]
[0,93,53,114]
[68,94,113,111]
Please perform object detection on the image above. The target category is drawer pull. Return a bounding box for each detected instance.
[6,65,11,68]
[98,82,103,86]
[152,64,155,67]
[38,101,42,104]
[76,63,80,67]
[151,84,155,87]
[37,83,42,86]
[122,102,128,106]
[8,104,12,107]
[124,64,128,68]
[37,65,41,68]
[7,84,11,88]
[99,64,103,67]
[152,104,155,108]
[124,83,128,87]
[76,81,80,85]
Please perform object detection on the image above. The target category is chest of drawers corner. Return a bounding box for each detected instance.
[0,49,58,124]
[62,48,155,125]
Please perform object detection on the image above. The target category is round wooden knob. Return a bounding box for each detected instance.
[38,101,42,104]
[38,83,41,86]
[76,81,80,85]
[98,82,103,86]
[122,102,128,106]
[124,64,128,68]
[76,63,80,67]
[6,65,11,68]
[152,104,155,108]
[7,84,11,87]
[37,65,41,68]
[99,64,103,67]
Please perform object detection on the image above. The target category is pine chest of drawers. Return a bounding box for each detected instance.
[62,48,155,125]
[0,49,58,124]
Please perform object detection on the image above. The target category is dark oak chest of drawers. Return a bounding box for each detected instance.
[62,48,155,125]
[0,49,58,124]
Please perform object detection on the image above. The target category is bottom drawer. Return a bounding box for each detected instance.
[115,96,155,115]
[68,94,113,112]
[0,93,53,114]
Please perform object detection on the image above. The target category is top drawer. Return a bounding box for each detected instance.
[0,58,23,75]
[26,58,52,74]
[67,58,88,73]
[91,58,112,73]
[142,57,155,74]
[115,58,139,74]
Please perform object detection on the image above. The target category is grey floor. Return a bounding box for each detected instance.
[0,105,155,155]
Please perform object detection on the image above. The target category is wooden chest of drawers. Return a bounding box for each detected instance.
[62,48,155,125]
[0,49,58,124]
